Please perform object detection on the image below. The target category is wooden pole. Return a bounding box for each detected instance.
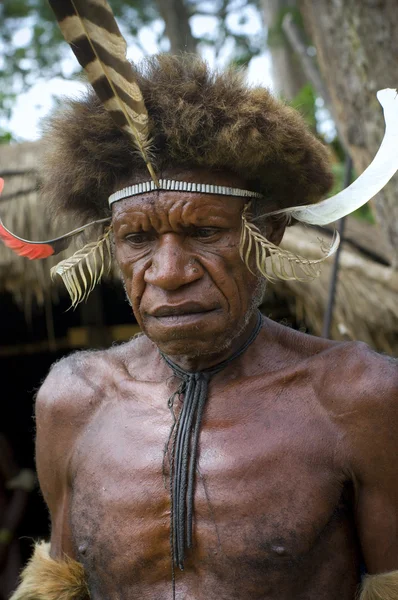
[322,155,352,338]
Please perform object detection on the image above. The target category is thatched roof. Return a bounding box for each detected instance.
[1,141,397,354]
[276,224,397,354]
[0,141,100,309]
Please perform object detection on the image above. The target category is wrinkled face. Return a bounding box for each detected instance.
[112,169,264,358]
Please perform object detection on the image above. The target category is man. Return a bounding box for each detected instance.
[7,41,398,600]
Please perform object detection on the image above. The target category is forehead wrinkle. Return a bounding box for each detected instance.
[114,192,243,233]
[113,204,152,233]
[141,193,214,232]
[189,196,243,225]
[165,195,189,231]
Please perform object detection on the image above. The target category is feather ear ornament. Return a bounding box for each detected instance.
[50,226,112,308]
[240,206,339,282]
[48,0,158,185]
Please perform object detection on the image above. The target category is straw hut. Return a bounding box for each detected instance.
[1,140,397,356]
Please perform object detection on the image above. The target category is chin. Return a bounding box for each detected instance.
[141,310,236,358]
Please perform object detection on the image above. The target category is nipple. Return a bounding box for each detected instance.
[78,542,88,556]
[271,545,287,556]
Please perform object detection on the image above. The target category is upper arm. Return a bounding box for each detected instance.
[341,349,398,573]
[35,353,100,559]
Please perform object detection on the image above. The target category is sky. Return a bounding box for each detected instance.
[5,5,275,141]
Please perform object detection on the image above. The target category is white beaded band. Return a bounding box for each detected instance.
[108,178,263,206]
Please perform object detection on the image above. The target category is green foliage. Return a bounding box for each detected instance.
[290,83,316,131]
[330,161,345,196]
[0,130,13,144]
[353,204,375,223]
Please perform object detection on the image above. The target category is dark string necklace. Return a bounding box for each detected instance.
[160,311,263,589]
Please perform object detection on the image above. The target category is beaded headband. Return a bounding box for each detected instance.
[108,179,264,206]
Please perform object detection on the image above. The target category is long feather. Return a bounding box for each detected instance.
[48,0,158,185]
[51,227,112,307]
[0,220,55,259]
[0,177,55,259]
[262,88,398,226]
[0,175,111,260]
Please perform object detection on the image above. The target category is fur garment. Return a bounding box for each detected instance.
[39,54,333,224]
[10,542,89,600]
[359,570,398,600]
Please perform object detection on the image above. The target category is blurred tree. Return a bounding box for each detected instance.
[261,0,306,101]
[299,0,398,267]
[261,1,319,138]
[154,0,197,53]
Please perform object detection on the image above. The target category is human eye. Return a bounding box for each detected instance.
[193,227,222,239]
[125,232,152,247]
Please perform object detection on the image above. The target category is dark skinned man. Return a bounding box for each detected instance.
[3,21,398,600]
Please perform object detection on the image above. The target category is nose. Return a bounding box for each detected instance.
[144,234,203,291]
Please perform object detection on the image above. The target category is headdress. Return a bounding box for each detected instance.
[0,0,397,307]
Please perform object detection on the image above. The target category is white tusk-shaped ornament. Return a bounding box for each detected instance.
[272,88,398,226]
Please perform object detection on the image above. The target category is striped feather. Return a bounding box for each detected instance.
[48,0,158,184]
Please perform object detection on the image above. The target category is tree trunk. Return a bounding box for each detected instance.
[154,0,197,54]
[299,0,398,267]
[261,0,307,100]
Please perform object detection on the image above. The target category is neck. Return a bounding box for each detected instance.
[164,311,262,372]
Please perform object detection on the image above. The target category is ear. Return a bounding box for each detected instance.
[265,216,287,247]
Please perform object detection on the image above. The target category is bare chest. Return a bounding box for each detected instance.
[69,376,359,598]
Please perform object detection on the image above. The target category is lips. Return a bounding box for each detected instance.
[149,302,217,318]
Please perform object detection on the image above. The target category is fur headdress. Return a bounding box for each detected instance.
[39,53,333,224]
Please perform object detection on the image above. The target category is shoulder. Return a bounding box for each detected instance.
[35,333,158,423]
[313,340,398,413]
[36,348,114,425]
[310,341,398,472]
[270,321,398,422]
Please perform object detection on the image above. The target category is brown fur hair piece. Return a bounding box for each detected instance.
[10,542,89,600]
[359,570,398,600]
[39,54,333,224]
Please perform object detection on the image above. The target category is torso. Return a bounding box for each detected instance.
[64,321,365,599]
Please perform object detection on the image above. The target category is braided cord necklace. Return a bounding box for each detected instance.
[160,311,263,588]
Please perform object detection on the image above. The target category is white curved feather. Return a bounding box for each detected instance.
[274,88,398,226]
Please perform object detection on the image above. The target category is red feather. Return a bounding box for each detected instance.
[0,178,55,259]
[0,222,55,260]
[0,178,110,259]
